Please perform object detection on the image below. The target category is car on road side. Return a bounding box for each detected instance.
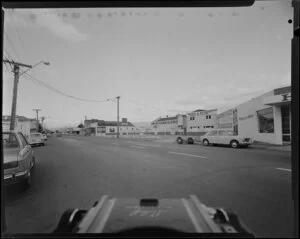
[56,132,62,137]
[3,131,35,189]
[176,136,194,144]
[28,133,45,146]
[200,129,253,148]
[42,133,48,141]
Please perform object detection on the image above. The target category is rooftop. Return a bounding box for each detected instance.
[84,119,134,127]
[2,115,36,122]
[192,109,206,112]
[157,116,178,122]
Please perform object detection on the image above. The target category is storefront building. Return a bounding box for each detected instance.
[217,86,291,145]
[186,109,218,136]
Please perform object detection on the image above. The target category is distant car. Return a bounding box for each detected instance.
[3,131,35,188]
[56,132,62,137]
[176,136,194,144]
[42,133,48,141]
[28,133,45,146]
[199,129,253,148]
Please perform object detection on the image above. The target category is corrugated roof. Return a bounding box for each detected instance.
[192,109,206,112]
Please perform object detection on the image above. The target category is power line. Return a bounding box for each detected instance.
[8,10,26,56]
[4,49,14,60]
[22,73,111,103]
[3,52,14,71]
[4,32,21,62]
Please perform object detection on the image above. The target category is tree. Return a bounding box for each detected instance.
[78,123,84,128]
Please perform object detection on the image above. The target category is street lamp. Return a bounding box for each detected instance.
[19,61,50,76]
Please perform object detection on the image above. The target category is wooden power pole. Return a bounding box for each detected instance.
[3,60,32,130]
[32,109,42,132]
[116,96,120,138]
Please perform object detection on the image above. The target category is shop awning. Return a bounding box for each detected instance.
[263,93,291,106]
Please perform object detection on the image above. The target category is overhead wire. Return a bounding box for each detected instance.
[4,32,21,62]
[8,10,26,57]
[3,50,15,71]
[22,73,111,103]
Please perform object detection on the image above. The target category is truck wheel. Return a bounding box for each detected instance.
[230,140,239,148]
[203,139,209,146]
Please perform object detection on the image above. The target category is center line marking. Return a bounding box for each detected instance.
[168,152,207,159]
[130,145,145,149]
[276,168,291,172]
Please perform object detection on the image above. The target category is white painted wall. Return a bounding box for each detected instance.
[236,90,283,145]
[187,110,218,132]
[2,120,31,138]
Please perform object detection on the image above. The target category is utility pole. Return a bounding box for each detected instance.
[41,116,45,132]
[3,60,32,130]
[32,109,42,132]
[116,96,120,138]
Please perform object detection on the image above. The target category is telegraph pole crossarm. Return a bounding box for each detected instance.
[2,59,32,68]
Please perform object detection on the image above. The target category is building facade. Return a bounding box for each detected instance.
[216,86,291,145]
[84,118,136,136]
[2,115,35,138]
[186,109,218,135]
[151,116,180,135]
[151,110,218,136]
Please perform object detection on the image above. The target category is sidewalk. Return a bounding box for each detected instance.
[250,141,291,152]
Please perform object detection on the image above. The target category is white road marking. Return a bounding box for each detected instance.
[168,152,207,159]
[130,145,145,149]
[130,143,161,148]
[276,168,291,172]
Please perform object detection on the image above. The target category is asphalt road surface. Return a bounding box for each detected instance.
[4,135,293,237]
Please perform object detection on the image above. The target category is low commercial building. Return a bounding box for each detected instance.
[151,109,218,136]
[216,85,291,145]
[2,115,35,138]
[151,116,180,135]
[84,118,136,136]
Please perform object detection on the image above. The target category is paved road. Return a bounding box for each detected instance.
[4,135,292,237]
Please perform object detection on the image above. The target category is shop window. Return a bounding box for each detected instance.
[257,107,274,133]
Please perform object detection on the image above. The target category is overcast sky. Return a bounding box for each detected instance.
[3,1,293,129]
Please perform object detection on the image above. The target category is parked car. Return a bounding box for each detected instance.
[28,133,45,146]
[200,129,253,148]
[3,131,35,188]
[56,132,62,137]
[42,133,48,141]
[176,136,194,144]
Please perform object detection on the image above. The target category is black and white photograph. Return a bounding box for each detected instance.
[1,1,298,238]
